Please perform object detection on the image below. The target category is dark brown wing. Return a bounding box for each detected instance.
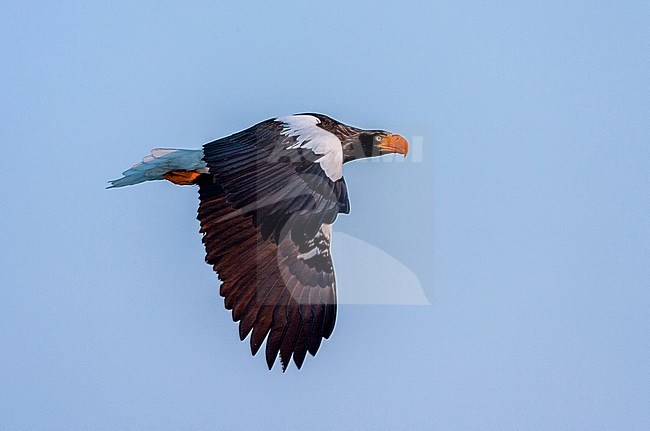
[197,120,350,370]
[197,177,337,370]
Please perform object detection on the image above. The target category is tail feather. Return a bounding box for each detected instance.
[108,148,207,188]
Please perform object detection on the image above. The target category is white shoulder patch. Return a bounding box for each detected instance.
[275,115,343,181]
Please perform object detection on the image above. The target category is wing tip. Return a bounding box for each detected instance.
[293,352,306,369]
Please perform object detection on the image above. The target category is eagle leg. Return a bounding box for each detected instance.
[163,170,201,185]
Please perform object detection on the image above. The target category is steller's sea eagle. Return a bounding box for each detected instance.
[109,113,408,371]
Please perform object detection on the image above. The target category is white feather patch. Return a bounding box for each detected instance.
[321,223,332,241]
[297,223,333,262]
[275,115,343,181]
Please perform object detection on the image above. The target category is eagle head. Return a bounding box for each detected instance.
[340,130,408,163]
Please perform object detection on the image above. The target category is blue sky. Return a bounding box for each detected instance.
[1,1,649,429]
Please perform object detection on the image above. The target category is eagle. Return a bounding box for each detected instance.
[109,113,408,371]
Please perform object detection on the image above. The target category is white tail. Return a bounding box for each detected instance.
[108,148,207,188]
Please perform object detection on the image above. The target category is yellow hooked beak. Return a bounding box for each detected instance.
[377,134,409,156]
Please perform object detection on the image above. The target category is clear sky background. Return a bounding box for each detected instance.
[1,1,649,429]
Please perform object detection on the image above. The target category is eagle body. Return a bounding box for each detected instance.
[110,113,408,371]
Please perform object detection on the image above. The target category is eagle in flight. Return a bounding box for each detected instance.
[110,113,408,371]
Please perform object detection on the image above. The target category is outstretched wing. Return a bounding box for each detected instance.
[197,117,349,370]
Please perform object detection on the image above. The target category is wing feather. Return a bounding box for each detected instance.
[197,194,336,368]
[196,118,348,370]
